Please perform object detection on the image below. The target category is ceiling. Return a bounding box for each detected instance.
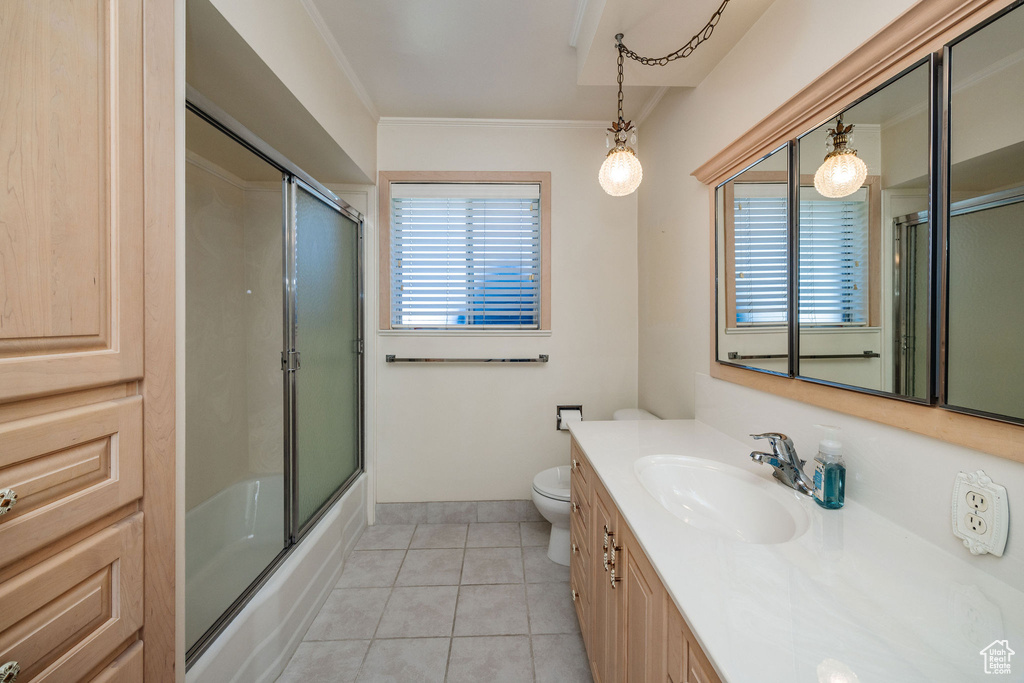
[308,0,775,121]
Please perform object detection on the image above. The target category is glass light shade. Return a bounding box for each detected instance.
[813,151,867,198]
[599,147,643,196]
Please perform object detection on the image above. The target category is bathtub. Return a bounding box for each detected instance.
[186,474,367,683]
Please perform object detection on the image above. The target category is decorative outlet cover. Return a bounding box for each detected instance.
[952,470,1008,557]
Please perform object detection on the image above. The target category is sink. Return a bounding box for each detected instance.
[634,455,809,544]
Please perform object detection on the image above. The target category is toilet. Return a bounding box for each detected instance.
[532,408,660,566]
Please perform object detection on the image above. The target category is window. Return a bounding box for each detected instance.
[727,179,876,328]
[379,172,551,331]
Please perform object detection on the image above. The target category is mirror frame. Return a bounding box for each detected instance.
[695,0,1024,464]
[940,0,1024,426]
[714,142,793,378]
[791,55,937,405]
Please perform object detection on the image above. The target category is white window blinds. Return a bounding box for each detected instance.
[733,186,789,325]
[390,184,542,329]
[731,186,869,327]
[799,188,869,325]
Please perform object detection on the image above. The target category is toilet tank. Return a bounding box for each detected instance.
[612,408,660,421]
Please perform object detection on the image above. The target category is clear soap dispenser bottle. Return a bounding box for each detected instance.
[813,425,846,509]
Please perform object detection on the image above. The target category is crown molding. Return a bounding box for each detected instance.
[635,86,669,125]
[299,0,381,121]
[378,117,609,129]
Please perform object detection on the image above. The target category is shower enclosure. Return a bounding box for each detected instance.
[184,97,363,665]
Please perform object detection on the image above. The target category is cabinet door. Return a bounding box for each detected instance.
[590,479,620,683]
[0,0,145,402]
[619,524,666,682]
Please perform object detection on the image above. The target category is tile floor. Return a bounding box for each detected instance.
[277,521,593,682]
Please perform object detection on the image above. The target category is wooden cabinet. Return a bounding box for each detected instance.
[570,438,723,683]
[0,0,175,680]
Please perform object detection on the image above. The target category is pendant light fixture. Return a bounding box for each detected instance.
[813,114,868,198]
[598,37,642,197]
[600,0,732,197]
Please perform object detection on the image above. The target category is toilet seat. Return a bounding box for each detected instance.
[532,466,571,502]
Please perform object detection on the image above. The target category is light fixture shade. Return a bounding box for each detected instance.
[813,151,867,198]
[599,147,643,196]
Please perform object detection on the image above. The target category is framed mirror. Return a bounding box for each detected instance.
[715,144,791,375]
[944,3,1024,424]
[795,58,933,401]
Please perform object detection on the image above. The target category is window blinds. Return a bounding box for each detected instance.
[733,191,789,325]
[731,186,868,327]
[799,188,869,325]
[390,184,542,329]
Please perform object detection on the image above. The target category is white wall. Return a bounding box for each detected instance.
[376,121,639,502]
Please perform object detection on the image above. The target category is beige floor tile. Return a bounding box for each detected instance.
[426,501,477,523]
[375,503,428,524]
[446,636,534,683]
[353,524,415,550]
[532,632,593,682]
[355,638,450,683]
[375,586,458,638]
[276,640,369,683]
[460,547,524,584]
[527,582,579,634]
[396,548,464,586]
[336,550,405,588]
[520,521,551,547]
[410,523,468,549]
[453,584,529,636]
[467,522,521,547]
[304,588,390,641]
[523,545,570,583]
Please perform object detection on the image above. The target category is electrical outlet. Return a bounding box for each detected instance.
[965,513,987,535]
[952,470,1008,556]
[966,490,988,511]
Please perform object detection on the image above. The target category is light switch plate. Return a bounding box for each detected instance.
[952,470,1008,556]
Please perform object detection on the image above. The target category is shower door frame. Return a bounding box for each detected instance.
[185,88,365,668]
[284,176,366,543]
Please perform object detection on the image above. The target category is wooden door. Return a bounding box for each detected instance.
[619,524,666,682]
[0,0,175,680]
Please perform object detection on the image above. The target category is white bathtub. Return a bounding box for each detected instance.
[187,474,367,683]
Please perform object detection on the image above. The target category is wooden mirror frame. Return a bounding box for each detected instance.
[694,0,1024,464]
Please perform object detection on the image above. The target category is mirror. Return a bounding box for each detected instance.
[715,144,790,375]
[795,60,932,400]
[945,4,1024,423]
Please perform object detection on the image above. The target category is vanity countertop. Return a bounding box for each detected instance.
[568,419,1024,682]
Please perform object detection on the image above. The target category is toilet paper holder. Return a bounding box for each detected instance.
[556,405,583,431]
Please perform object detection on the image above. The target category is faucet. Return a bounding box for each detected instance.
[749,432,815,496]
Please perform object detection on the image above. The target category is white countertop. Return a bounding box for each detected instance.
[568,419,1024,683]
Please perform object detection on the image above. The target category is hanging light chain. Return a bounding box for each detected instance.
[616,41,625,127]
[617,0,731,67]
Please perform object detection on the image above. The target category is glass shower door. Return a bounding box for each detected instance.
[290,181,362,534]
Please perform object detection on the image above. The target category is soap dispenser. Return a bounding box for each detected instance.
[813,425,846,509]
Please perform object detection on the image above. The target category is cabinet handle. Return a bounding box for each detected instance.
[1,661,20,683]
[571,458,579,470]
[0,489,17,517]
[571,502,580,513]
[571,588,578,602]
[610,568,620,589]
[571,542,579,555]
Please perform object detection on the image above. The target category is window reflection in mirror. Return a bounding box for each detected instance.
[796,60,931,400]
[715,144,790,375]
[946,4,1024,423]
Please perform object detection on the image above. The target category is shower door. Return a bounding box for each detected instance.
[288,180,363,537]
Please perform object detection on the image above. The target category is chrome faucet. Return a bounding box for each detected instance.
[749,432,815,496]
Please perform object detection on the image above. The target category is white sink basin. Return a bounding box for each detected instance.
[634,455,809,544]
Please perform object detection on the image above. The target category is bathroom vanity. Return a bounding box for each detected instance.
[568,419,1024,682]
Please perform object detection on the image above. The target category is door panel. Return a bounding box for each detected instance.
[0,0,144,401]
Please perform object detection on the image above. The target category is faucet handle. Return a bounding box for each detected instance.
[750,432,789,443]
